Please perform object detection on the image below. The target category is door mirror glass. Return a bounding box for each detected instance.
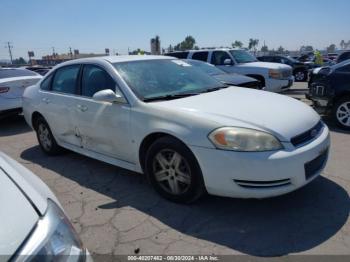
[224,59,233,65]
[92,89,126,104]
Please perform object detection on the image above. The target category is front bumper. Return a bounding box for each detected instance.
[265,76,294,92]
[190,125,330,199]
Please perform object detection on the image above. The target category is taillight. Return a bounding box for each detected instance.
[0,87,10,93]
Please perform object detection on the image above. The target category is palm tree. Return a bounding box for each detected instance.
[232,41,243,48]
[248,39,259,54]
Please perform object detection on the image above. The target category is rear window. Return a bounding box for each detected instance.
[0,69,38,79]
[164,52,189,59]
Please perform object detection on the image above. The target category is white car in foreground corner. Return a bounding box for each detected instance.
[0,152,90,261]
[0,68,42,117]
[23,56,330,203]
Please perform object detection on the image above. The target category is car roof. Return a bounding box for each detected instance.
[167,48,242,53]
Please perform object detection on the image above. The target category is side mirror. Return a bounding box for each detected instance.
[92,89,127,104]
[224,59,233,65]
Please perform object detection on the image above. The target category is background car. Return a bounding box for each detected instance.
[184,59,262,89]
[26,66,52,76]
[308,60,350,129]
[165,49,294,92]
[258,55,309,81]
[0,68,42,118]
[0,152,90,261]
[336,51,350,64]
[23,56,329,203]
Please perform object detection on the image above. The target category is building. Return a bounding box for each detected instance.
[150,36,161,55]
[32,52,108,66]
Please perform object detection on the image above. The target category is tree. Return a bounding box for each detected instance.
[173,36,197,51]
[12,57,27,65]
[327,44,336,53]
[277,46,285,54]
[300,45,314,53]
[232,40,243,48]
[248,39,259,54]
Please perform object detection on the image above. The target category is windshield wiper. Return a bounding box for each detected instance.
[202,85,229,93]
[143,93,200,102]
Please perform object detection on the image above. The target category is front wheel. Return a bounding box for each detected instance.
[145,136,206,203]
[34,116,63,155]
[333,97,350,130]
[294,70,307,82]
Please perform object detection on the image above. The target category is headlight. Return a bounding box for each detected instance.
[13,200,85,262]
[208,127,283,152]
[268,69,283,79]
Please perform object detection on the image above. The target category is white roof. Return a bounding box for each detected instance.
[62,55,173,65]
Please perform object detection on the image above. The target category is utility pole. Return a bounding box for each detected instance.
[5,42,13,64]
[52,47,55,57]
[69,47,73,59]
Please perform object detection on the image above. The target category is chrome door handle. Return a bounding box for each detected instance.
[77,104,88,112]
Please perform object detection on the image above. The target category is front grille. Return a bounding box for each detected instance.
[310,84,326,97]
[234,178,291,189]
[238,81,261,89]
[305,149,329,180]
[291,121,324,147]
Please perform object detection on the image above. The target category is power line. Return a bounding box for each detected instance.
[5,42,13,64]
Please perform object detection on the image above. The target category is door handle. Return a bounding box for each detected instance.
[77,104,88,112]
[42,98,51,104]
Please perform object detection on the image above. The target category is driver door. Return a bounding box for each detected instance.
[72,64,133,162]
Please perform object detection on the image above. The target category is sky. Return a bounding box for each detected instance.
[1,0,350,60]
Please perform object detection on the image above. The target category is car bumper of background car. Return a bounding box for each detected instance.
[265,76,294,92]
[0,96,22,113]
[189,125,330,199]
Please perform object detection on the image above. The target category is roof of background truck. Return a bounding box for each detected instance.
[166,48,245,53]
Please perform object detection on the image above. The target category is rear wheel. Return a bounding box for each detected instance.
[333,97,350,130]
[34,116,63,155]
[145,136,206,203]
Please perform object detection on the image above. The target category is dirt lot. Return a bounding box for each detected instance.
[0,83,349,257]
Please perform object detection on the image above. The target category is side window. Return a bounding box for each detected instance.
[40,73,53,91]
[81,65,116,97]
[191,52,209,62]
[165,52,189,59]
[272,57,282,63]
[336,64,350,73]
[52,65,80,94]
[211,51,232,65]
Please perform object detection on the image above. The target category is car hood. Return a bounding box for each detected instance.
[0,167,38,256]
[213,73,258,85]
[154,87,320,141]
[236,61,291,70]
[0,152,59,256]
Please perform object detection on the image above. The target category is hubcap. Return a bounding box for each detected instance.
[295,71,305,81]
[152,149,191,195]
[38,123,52,151]
[336,101,350,127]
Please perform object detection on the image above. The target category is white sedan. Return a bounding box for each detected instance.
[0,68,42,117]
[23,56,330,203]
[0,152,90,261]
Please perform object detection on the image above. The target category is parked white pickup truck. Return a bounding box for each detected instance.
[165,48,294,92]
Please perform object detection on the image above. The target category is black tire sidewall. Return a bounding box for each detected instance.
[145,137,205,203]
[333,97,350,130]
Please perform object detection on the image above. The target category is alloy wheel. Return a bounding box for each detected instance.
[295,71,305,81]
[152,149,191,195]
[336,101,350,127]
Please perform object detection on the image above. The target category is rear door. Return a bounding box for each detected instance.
[39,64,82,147]
[72,64,132,162]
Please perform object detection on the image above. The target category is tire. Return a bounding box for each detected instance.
[144,136,206,203]
[294,70,307,82]
[333,97,350,130]
[34,116,63,155]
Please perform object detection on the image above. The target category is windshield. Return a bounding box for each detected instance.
[113,59,225,101]
[0,69,38,79]
[229,50,257,63]
[184,59,224,75]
